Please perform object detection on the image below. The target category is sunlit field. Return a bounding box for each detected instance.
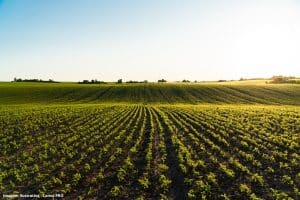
[1,82,300,199]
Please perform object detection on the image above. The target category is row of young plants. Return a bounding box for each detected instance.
[0,105,133,196]
[160,105,300,199]
[1,104,299,199]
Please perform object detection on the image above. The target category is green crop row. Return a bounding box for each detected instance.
[0,104,299,199]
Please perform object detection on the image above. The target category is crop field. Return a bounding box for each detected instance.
[0,82,300,105]
[1,82,300,199]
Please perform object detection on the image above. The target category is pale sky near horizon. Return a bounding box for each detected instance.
[0,0,300,82]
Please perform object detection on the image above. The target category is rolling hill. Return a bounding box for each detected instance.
[0,81,299,105]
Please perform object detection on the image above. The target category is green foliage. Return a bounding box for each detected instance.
[138,176,150,189]
[282,175,294,186]
[187,178,211,199]
[220,164,235,178]
[158,175,172,191]
[87,186,95,196]
[251,173,264,186]
[296,173,300,182]
[207,172,218,185]
[117,168,127,182]
[158,164,169,172]
[0,103,299,199]
[109,186,122,197]
[240,183,251,195]
[84,163,91,172]
[64,184,71,193]
[72,173,81,186]
[271,188,293,200]
[249,193,263,200]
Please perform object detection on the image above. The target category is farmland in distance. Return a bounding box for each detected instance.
[0,82,300,199]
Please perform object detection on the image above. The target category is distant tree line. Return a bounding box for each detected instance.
[239,77,265,81]
[117,79,167,83]
[269,76,300,84]
[158,79,167,83]
[13,78,59,83]
[78,79,106,84]
[126,80,148,83]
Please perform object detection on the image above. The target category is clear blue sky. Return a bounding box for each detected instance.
[0,0,300,81]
